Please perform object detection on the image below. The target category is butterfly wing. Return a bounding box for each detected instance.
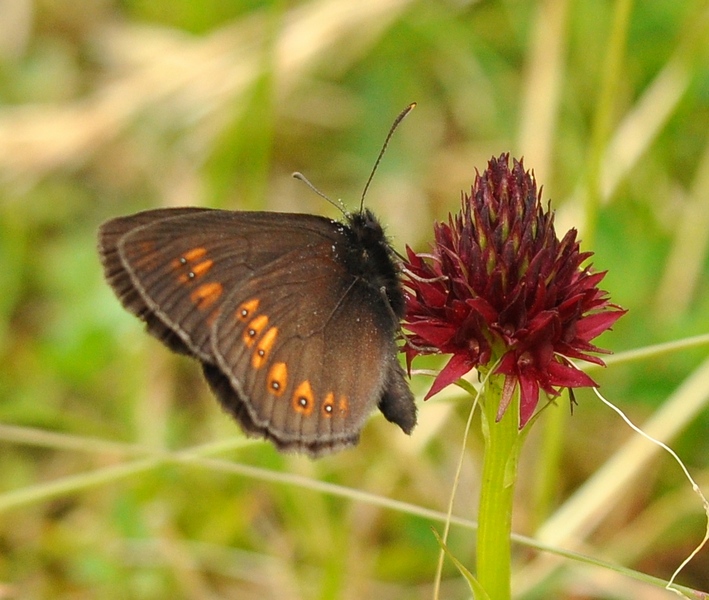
[98,208,415,456]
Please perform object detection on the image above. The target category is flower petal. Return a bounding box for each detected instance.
[546,359,598,388]
[424,353,475,400]
[575,309,627,340]
[405,322,457,348]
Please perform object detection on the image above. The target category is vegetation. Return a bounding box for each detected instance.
[1,1,708,597]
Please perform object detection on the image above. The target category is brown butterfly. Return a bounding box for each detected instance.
[97,107,417,457]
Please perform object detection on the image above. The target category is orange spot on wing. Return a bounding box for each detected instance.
[176,259,214,283]
[184,247,207,261]
[252,327,278,369]
[190,282,223,309]
[292,380,315,416]
[322,392,335,417]
[191,259,213,277]
[243,314,268,347]
[172,248,211,283]
[338,395,349,414]
[236,298,260,322]
[267,362,287,396]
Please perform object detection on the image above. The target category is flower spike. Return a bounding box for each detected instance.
[403,154,626,427]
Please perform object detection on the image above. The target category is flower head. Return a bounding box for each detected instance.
[403,154,626,427]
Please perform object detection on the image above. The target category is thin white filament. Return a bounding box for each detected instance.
[594,387,709,597]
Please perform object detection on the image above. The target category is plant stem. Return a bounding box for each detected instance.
[476,375,522,600]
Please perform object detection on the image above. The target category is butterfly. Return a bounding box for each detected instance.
[97,107,417,457]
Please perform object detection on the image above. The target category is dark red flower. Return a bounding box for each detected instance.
[403,154,626,427]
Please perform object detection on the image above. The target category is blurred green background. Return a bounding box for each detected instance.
[1,0,709,598]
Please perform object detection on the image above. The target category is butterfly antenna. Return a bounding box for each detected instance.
[292,172,348,215]
[359,102,416,213]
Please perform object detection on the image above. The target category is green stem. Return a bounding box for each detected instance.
[476,375,522,600]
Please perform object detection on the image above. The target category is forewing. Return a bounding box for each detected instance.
[98,209,342,363]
